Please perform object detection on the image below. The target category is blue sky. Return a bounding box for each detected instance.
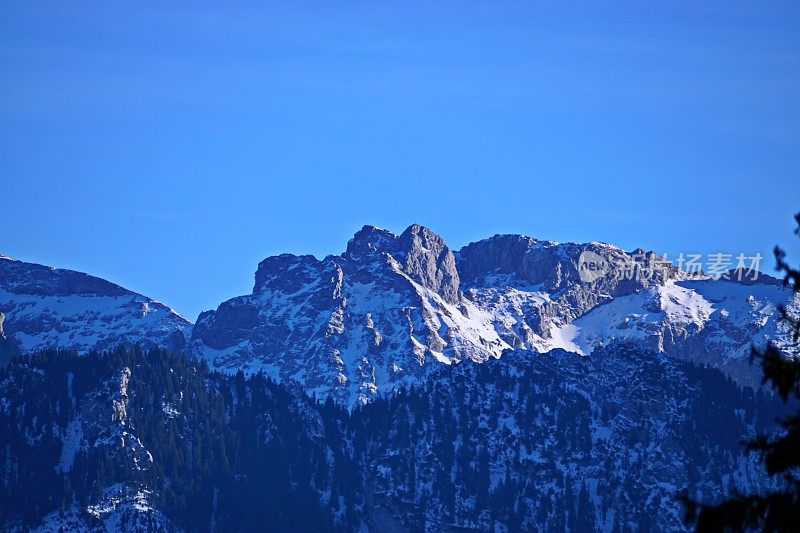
[2,2,799,320]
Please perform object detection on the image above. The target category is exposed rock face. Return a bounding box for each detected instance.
[190,225,505,406]
[342,224,461,303]
[0,311,18,367]
[0,256,192,354]
[342,225,396,262]
[191,224,796,405]
[392,224,461,304]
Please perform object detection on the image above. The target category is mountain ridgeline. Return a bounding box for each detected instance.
[0,255,191,355]
[1,226,795,407]
[188,225,796,405]
[0,346,785,531]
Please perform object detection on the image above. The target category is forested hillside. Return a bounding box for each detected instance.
[0,346,783,531]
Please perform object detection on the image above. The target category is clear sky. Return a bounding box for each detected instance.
[2,2,799,321]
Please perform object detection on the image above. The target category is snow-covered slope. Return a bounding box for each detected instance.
[460,235,798,389]
[0,255,192,354]
[191,225,797,405]
[566,278,794,386]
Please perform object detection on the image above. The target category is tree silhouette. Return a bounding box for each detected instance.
[683,212,800,531]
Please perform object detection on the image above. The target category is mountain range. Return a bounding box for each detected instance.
[2,225,796,406]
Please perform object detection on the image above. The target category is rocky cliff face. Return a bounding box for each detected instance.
[0,255,192,354]
[190,225,505,406]
[0,311,18,367]
[191,225,797,405]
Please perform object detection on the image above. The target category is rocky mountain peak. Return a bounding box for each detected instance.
[254,253,321,293]
[342,224,461,303]
[343,225,397,262]
[391,224,461,304]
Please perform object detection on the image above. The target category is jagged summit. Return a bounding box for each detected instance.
[393,224,461,304]
[254,224,462,304]
[191,223,501,406]
[1,230,795,530]
[343,224,396,260]
[456,234,662,289]
[254,253,320,293]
